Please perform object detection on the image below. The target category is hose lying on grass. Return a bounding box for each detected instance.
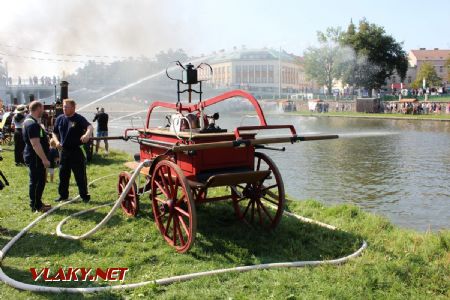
[0,160,367,293]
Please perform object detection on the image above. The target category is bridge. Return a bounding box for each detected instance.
[0,84,56,106]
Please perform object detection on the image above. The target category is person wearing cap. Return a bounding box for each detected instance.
[23,101,52,213]
[52,99,93,202]
[13,104,27,166]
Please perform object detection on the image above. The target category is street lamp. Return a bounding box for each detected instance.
[278,47,281,99]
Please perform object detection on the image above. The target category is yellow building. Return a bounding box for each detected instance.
[386,48,450,89]
[201,49,311,98]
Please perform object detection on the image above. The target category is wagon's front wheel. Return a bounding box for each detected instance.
[118,172,139,217]
[151,160,197,253]
[232,152,285,229]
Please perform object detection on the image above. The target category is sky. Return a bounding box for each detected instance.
[1,0,449,77]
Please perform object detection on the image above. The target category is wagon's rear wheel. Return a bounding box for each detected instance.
[231,152,285,229]
[118,171,140,217]
[151,160,196,253]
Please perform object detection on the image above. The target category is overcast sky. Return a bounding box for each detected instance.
[1,0,449,77]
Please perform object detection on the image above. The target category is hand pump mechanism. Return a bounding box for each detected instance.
[166,61,212,104]
[166,61,213,131]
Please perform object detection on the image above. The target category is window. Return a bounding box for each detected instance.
[249,65,255,83]
[236,65,241,83]
[268,65,274,83]
[261,65,267,83]
[243,65,249,83]
[255,65,261,83]
[439,66,443,73]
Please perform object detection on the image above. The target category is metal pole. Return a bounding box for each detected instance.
[278,47,281,99]
[5,62,8,86]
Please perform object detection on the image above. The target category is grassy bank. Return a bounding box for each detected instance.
[289,111,450,121]
[0,146,448,299]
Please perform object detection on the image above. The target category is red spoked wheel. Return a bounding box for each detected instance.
[232,152,285,229]
[118,171,139,217]
[151,160,197,253]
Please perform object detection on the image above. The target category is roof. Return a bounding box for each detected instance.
[410,49,450,61]
[208,48,300,64]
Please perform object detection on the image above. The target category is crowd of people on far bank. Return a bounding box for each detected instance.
[382,102,450,115]
[310,101,450,115]
[1,100,109,213]
[313,102,352,113]
[5,75,60,86]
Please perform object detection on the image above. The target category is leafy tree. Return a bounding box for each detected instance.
[303,29,353,95]
[343,54,381,91]
[341,19,408,95]
[411,62,442,89]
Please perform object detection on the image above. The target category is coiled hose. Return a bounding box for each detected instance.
[0,160,367,293]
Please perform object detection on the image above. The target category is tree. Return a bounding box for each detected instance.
[343,54,381,91]
[65,48,192,88]
[411,62,442,89]
[155,48,188,66]
[303,29,353,95]
[340,19,408,95]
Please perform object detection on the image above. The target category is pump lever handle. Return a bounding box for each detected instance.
[165,60,185,81]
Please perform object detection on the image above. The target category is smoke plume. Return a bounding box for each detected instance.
[0,0,191,76]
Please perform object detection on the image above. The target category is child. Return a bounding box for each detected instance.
[47,138,60,183]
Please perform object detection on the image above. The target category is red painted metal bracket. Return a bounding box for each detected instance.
[144,90,268,129]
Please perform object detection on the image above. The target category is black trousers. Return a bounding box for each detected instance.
[59,147,89,199]
[27,160,46,211]
[14,130,25,164]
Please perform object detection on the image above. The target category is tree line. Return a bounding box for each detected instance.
[65,48,190,88]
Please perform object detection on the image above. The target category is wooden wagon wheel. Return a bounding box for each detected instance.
[232,152,285,229]
[118,171,140,217]
[1,133,13,145]
[151,160,197,253]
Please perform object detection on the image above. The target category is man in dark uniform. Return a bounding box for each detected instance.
[93,107,109,154]
[52,99,93,202]
[23,101,52,212]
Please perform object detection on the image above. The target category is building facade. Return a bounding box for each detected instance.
[201,49,312,98]
[385,48,450,90]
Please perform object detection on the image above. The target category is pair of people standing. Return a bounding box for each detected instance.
[23,99,93,212]
[92,107,109,154]
[13,104,27,166]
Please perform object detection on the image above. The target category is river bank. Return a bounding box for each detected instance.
[0,147,448,299]
[287,111,450,121]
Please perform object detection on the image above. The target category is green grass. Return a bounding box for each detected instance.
[0,145,448,299]
[290,111,450,121]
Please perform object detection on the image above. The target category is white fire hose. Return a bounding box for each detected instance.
[0,160,367,294]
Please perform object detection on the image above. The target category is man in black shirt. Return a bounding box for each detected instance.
[52,99,93,202]
[23,101,51,212]
[93,107,109,154]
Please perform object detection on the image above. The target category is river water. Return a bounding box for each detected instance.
[91,111,450,231]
